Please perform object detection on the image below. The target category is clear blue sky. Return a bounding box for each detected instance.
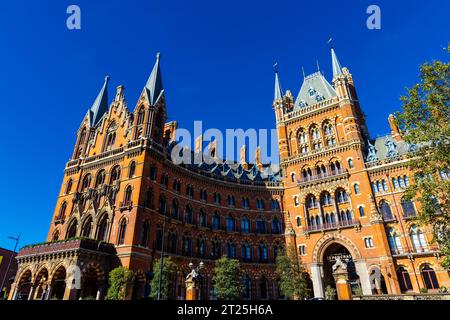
[0,0,449,250]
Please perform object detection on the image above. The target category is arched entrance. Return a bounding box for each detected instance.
[80,263,105,299]
[15,270,32,300]
[50,266,67,300]
[322,243,360,298]
[34,268,49,300]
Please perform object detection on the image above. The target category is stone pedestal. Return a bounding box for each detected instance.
[333,272,352,300]
[185,279,197,300]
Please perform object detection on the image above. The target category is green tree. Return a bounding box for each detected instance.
[395,44,450,269]
[275,247,310,299]
[212,256,244,300]
[106,266,134,300]
[150,257,176,300]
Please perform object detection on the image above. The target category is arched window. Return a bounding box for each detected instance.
[182,234,192,256]
[258,242,268,262]
[104,122,117,151]
[379,200,393,221]
[65,179,73,194]
[306,195,317,208]
[110,166,121,185]
[397,267,413,292]
[401,199,416,218]
[348,159,354,169]
[410,225,428,252]
[226,241,236,258]
[66,220,78,239]
[122,186,132,207]
[272,217,281,234]
[387,228,403,255]
[128,161,136,178]
[159,195,166,214]
[321,192,332,206]
[354,184,360,195]
[140,221,150,247]
[185,205,193,224]
[211,238,221,259]
[199,209,207,227]
[256,218,266,234]
[75,127,87,158]
[167,231,177,254]
[242,242,252,261]
[296,216,301,227]
[336,189,348,204]
[81,174,91,192]
[81,216,93,238]
[171,200,179,219]
[358,206,365,217]
[96,215,109,242]
[52,230,60,241]
[57,202,67,221]
[421,265,439,290]
[226,215,235,232]
[145,188,153,208]
[197,237,206,258]
[117,219,127,245]
[241,217,251,233]
[212,213,221,230]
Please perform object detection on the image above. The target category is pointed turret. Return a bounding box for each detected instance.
[89,76,110,126]
[331,47,343,79]
[145,52,164,106]
[274,63,283,101]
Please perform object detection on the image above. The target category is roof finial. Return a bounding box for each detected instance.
[327,37,334,48]
[105,75,110,83]
[302,66,306,79]
[156,52,161,60]
[316,60,321,72]
[274,63,283,101]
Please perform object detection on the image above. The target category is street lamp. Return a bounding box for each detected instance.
[1,234,20,299]
[186,261,204,300]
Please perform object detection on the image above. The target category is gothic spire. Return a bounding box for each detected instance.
[89,76,109,126]
[331,47,343,78]
[274,63,283,101]
[145,52,164,106]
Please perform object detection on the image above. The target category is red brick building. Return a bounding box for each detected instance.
[8,49,449,300]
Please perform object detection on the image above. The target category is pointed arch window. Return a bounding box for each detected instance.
[397,267,413,292]
[159,195,166,215]
[258,242,269,262]
[272,217,281,234]
[171,200,179,219]
[123,186,132,206]
[401,198,416,218]
[212,213,221,230]
[185,205,193,224]
[226,215,236,232]
[65,179,73,195]
[140,221,150,247]
[421,265,439,290]
[379,200,394,221]
[81,216,93,238]
[199,209,207,227]
[97,215,109,242]
[387,228,403,255]
[241,217,251,233]
[66,220,78,239]
[410,224,428,252]
[242,242,252,262]
[197,237,206,258]
[56,202,67,222]
[117,219,127,245]
[104,122,117,152]
[226,241,236,258]
[128,161,136,178]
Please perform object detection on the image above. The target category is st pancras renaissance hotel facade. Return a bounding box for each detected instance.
[8,47,450,301]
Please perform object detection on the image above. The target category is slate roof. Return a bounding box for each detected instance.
[294,71,337,110]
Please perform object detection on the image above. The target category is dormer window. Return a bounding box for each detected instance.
[315,94,324,102]
[308,88,316,97]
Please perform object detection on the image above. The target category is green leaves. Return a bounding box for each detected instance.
[275,247,310,299]
[396,44,450,269]
[106,267,134,300]
[212,256,244,300]
[150,257,176,300]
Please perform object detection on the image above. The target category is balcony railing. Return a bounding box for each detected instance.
[299,169,346,184]
[305,219,359,232]
[392,245,440,256]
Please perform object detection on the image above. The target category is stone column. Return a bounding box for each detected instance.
[354,260,372,295]
[27,285,36,300]
[310,263,324,298]
[44,284,53,300]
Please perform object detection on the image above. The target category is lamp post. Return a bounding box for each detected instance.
[185,261,204,300]
[1,234,20,299]
[157,214,167,300]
